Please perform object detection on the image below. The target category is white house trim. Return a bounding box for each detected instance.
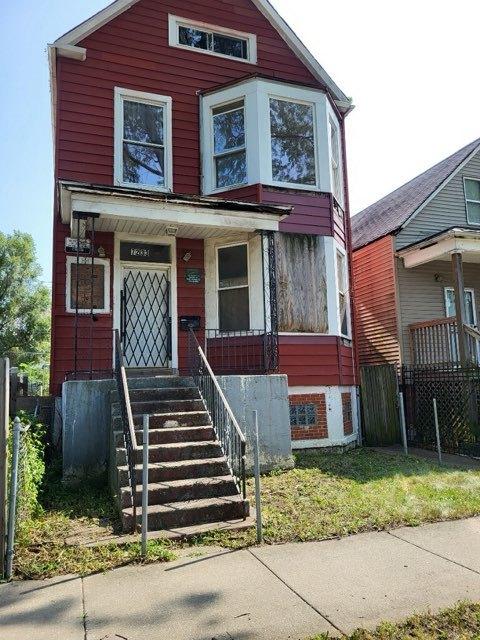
[114,87,173,193]
[398,228,480,268]
[65,256,111,314]
[51,0,351,107]
[168,14,257,65]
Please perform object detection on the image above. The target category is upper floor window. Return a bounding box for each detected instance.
[464,178,480,224]
[329,118,344,206]
[114,87,172,191]
[269,98,316,186]
[201,78,340,196]
[213,100,247,189]
[169,15,257,64]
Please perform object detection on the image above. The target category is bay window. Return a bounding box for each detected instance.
[114,87,172,191]
[201,78,340,196]
[336,248,350,337]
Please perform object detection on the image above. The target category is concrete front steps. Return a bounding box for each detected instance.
[110,375,250,535]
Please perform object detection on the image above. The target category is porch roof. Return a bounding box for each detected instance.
[398,227,480,268]
[59,181,291,239]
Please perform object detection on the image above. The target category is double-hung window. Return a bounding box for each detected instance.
[114,88,172,191]
[329,118,343,205]
[464,178,480,224]
[269,98,317,186]
[217,244,250,331]
[212,100,247,189]
[336,249,349,337]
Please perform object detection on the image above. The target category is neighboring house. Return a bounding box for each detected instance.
[352,138,480,369]
[48,0,358,532]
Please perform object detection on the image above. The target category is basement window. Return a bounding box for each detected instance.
[169,15,257,64]
[290,403,317,427]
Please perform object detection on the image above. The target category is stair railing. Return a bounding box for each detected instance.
[188,329,247,500]
[114,329,139,529]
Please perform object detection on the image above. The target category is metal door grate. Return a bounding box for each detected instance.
[122,269,170,368]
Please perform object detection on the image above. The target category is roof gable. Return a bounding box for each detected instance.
[52,0,350,108]
[351,138,480,250]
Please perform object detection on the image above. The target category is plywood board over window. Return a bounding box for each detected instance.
[275,233,328,332]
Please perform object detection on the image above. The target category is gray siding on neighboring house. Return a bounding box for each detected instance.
[395,150,480,250]
[396,258,480,365]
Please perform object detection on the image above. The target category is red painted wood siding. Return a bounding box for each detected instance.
[279,336,355,387]
[50,221,114,394]
[56,0,319,190]
[352,235,401,366]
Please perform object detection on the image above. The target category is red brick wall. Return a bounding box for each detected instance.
[289,393,328,441]
[342,392,353,436]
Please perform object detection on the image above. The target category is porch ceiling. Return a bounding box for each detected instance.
[59,181,291,239]
[398,228,480,268]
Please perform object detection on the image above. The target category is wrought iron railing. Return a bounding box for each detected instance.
[204,329,278,375]
[114,329,138,529]
[188,329,247,500]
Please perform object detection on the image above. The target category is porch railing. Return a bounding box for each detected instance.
[188,329,247,500]
[409,318,480,366]
[114,329,138,529]
[204,329,278,375]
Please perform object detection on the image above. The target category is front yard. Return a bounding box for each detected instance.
[13,448,480,579]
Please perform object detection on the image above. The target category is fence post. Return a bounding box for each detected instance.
[0,358,9,579]
[141,414,149,557]
[5,417,28,580]
[252,410,263,544]
[398,391,408,455]
[432,398,442,465]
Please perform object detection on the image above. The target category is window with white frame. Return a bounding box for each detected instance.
[201,78,340,196]
[217,243,250,331]
[66,257,110,314]
[212,100,247,189]
[114,88,172,191]
[464,178,480,224]
[169,15,257,63]
[329,118,343,205]
[336,249,349,337]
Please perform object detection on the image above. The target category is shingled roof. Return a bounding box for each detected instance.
[351,138,480,250]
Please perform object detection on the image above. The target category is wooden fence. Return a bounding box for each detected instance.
[360,364,401,446]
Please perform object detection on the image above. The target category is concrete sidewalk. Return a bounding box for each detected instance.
[3,517,480,640]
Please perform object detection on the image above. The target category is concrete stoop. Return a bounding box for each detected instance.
[110,375,250,534]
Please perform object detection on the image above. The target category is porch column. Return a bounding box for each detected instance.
[451,251,467,365]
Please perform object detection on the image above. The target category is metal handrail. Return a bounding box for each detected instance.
[188,328,247,500]
[114,329,139,530]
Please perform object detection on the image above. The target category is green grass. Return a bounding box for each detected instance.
[13,448,480,579]
[192,448,480,549]
[309,601,480,639]
[13,460,176,580]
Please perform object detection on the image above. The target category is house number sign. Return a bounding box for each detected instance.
[184,268,202,284]
[120,242,171,263]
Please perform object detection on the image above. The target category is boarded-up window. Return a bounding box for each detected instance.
[275,233,328,333]
[68,260,108,312]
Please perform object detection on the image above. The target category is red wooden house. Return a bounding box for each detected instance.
[48,0,358,532]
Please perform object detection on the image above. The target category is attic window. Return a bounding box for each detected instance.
[464,178,480,224]
[169,15,257,64]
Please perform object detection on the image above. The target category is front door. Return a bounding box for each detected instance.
[121,267,171,368]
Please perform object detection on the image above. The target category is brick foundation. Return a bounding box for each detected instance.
[289,393,328,440]
[342,392,353,435]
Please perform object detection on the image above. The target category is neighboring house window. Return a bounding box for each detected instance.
[329,118,343,205]
[66,257,110,314]
[114,88,172,191]
[201,78,340,195]
[217,243,250,331]
[464,178,480,224]
[336,249,350,336]
[212,100,247,189]
[168,15,257,63]
[269,98,316,186]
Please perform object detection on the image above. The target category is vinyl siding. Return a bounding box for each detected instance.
[352,235,400,366]
[396,258,480,365]
[396,150,480,250]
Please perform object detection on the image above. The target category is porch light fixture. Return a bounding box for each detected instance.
[97,246,106,258]
[182,251,192,263]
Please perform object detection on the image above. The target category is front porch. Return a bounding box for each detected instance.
[398,228,480,367]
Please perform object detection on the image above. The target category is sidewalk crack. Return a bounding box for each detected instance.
[81,577,88,640]
[248,548,345,635]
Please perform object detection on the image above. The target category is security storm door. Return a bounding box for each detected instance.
[121,267,171,368]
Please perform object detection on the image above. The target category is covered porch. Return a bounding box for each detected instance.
[398,228,480,367]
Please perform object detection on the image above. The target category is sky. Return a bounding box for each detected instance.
[1,0,479,281]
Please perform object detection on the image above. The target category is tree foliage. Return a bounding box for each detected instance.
[0,231,50,367]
